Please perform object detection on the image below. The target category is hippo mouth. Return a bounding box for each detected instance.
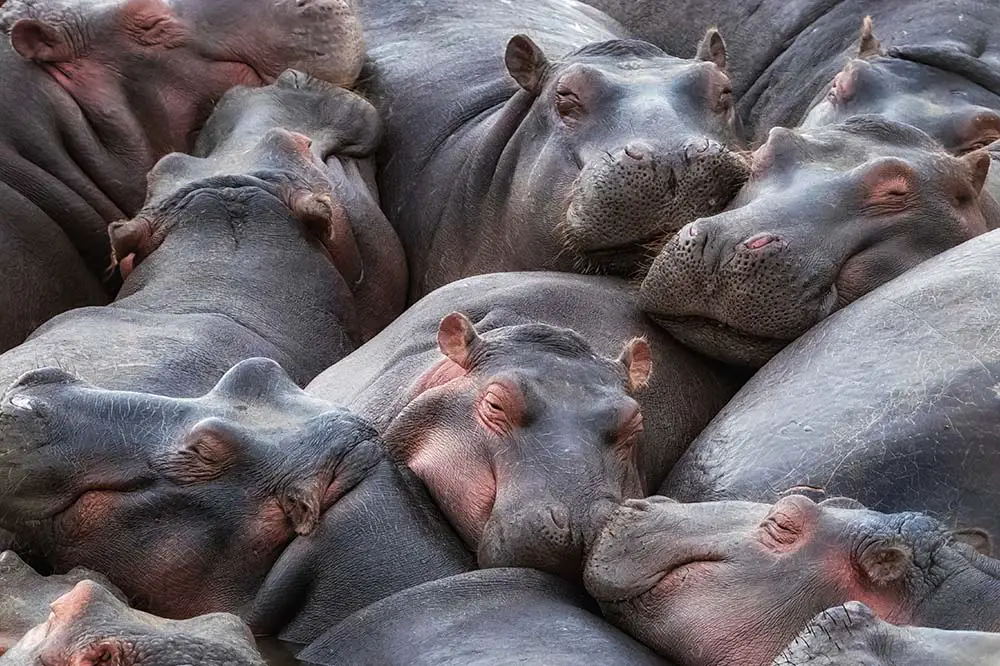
[574,233,671,277]
[645,313,794,367]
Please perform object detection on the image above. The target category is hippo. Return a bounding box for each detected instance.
[0,71,397,397]
[774,602,1000,665]
[356,0,749,298]
[662,228,1000,542]
[298,568,670,666]
[584,495,999,666]
[0,0,364,353]
[579,1,1000,140]
[1,580,266,666]
[639,116,999,366]
[307,272,745,577]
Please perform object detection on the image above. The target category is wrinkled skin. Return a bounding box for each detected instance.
[584,495,1000,666]
[0,358,382,620]
[358,0,748,298]
[774,602,1000,666]
[2,580,266,666]
[663,230,1000,544]
[0,551,127,655]
[0,73,389,396]
[298,568,669,666]
[0,0,363,352]
[640,116,998,367]
[308,273,745,578]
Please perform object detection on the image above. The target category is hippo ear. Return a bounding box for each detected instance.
[438,312,481,370]
[617,337,653,393]
[819,496,868,510]
[505,34,550,94]
[695,28,727,71]
[108,216,155,278]
[9,19,74,62]
[858,16,882,59]
[960,149,991,194]
[286,186,364,284]
[858,538,913,585]
[951,527,992,556]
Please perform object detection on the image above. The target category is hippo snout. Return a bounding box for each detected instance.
[478,502,584,577]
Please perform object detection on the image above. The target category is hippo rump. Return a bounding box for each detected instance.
[355,0,750,298]
[639,116,999,367]
[307,272,745,578]
[298,568,670,666]
[0,0,364,353]
[2,580,266,666]
[0,71,399,397]
[579,0,1000,141]
[662,229,1000,544]
[775,602,1000,665]
[584,495,1000,666]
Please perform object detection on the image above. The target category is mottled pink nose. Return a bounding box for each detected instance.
[744,233,782,250]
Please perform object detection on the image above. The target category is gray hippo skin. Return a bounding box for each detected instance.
[662,229,1000,542]
[774,602,1000,665]
[581,0,1000,140]
[0,0,364,352]
[640,117,999,367]
[356,0,749,298]
[307,272,745,577]
[0,72,392,397]
[298,568,670,666]
[1,580,266,666]
[584,495,1000,666]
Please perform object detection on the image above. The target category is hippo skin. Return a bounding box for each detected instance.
[662,228,1000,543]
[307,272,745,578]
[774,602,1000,666]
[584,495,1000,666]
[0,0,364,352]
[355,0,749,299]
[0,71,397,397]
[298,569,670,666]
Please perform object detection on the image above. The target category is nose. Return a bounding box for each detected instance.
[624,141,653,161]
[478,501,584,578]
[682,137,724,165]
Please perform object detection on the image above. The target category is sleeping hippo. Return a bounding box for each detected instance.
[639,116,998,366]
[0,0,364,352]
[356,0,749,298]
[584,495,999,666]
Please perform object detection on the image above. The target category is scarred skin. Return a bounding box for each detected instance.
[0,72,395,396]
[639,116,999,367]
[2,580,266,666]
[357,0,748,299]
[584,495,1000,666]
[662,229,1000,545]
[774,602,1000,666]
[307,272,745,579]
[0,0,364,352]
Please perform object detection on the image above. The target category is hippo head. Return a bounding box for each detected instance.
[639,116,994,366]
[584,495,995,666]
[0,0,363,154]
[0,358,381,618]
[2,580,265,666]
[384,313,652,579]
[503,31,749,274]
[804,17,1000,155]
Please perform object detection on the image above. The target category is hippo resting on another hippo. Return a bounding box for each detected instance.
[356,0,749,297]
[0,0,364,352]
[640,116,999,367]
[0,71,402,397]
[663,228,1000,544]
[307,272,745,579]
[298,569,669,666]
[584,495,998,666]
[775,602,1000,666]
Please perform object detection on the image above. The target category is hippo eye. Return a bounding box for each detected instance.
[555,86,584,121]
[715,87,733,113]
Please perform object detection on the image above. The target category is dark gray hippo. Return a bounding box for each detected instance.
[584,495,999,666]
[662,228,1000,544]
[0,71,399,397]
[640,116,999,367]
[307,272,745,578]
[580,0,1000,140]
[774,602,1000,666]
[0,0,364,353]
[297,568,670,666]
[356,0,749,298]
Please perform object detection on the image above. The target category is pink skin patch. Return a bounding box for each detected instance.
[411,358,468,397]
[744,234,780,251]
[119,254,136,280]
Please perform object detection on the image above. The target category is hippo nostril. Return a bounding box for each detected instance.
[623,142,653,161]
[548,505,570,531]
[744,234,782,251]
[687,223,699,238]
